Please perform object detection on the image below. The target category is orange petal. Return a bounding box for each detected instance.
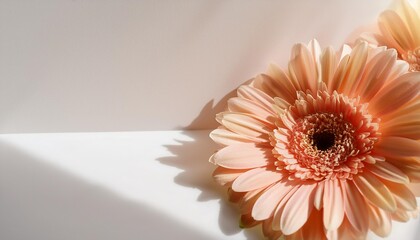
[301,209,326,240]
[239,213,259,228]
[227,187,245,203]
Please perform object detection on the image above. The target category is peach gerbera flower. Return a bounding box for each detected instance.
[362,0,420,71]
[210,40,420,239]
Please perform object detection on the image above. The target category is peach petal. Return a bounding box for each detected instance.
[280,183,316,235]
[288,43,319,93]
[232,168,283,192]
[228,97,275,121]
[337,217,365,240]
[366,161,409,184]
[369,72,420,116]
[240,185,268,214]
[285,229,303,240]
[237,85,275,113]
[379,10,415,50]
[328,54,349,92]
[320,47,337,90]
[355,49,396,101]
[262,217,283,240]
[313,181,324,210]
[209,127,261,146]
[383,124,420,140]
[382,96,420,122]
[368,204,392,237]
[336,41,368,96]
[353,171,396,212]
[384,180,417,211]
[212,167,244,186]
[218,112,273,140]
[341,180,368,235]
[391,208,410,222]
[408,182,420,197]
[252,181,295,220]
[266,64,298,100]
[322,179,345,230]
[210,144,272,169]
[398,0,420,43]
[385,156,420,182]
[253,74,296,104]
[382,111,420,139]
[272,185,299,231]
[375,136,420,157]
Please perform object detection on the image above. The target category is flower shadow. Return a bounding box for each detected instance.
[157,97,264,239]
[0,141,215,240]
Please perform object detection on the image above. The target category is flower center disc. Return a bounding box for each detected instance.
[312,131,335,151]
[272,91,381,180]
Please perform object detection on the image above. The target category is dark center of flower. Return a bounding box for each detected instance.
[312,131,335,151]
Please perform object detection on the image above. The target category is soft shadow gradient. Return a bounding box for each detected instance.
[0,141,214,240]
[158,99,264,239]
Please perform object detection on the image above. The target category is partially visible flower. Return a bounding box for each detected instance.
[210,40,420,239]
[362,0,420,71]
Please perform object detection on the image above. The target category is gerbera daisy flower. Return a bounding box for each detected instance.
[362,0,420,71]
[209,40,420,239]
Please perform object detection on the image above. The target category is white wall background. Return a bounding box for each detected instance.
[0,0,392,133]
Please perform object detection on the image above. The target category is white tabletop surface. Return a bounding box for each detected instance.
[0,130,419,240]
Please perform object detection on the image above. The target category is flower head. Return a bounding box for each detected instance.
[362,0,420,71]
[210,40,420,239]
